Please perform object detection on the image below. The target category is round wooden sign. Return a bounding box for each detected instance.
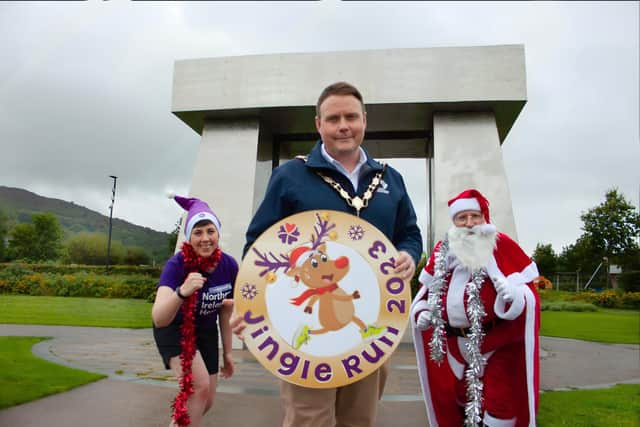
[234,210,410,388]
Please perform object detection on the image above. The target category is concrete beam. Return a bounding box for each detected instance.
[172,45,526,143]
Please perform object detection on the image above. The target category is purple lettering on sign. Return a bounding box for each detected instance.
[257,336,279,360]
[278,352,300,376]
[244,310,265,324]
[301,359,311,379]
[341,355,362,378]
[367,240,386,259]
[378,335,394,347]
[315,363,332,382]
[379,258,395,275]
[250,326,269,339]
[386,277,404,295]
[387,299,406,313]
[362,342,385,364]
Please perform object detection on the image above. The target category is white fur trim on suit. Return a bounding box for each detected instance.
[449,198,481,219]
[484,412,516,427]
[446,266,471,327]
[486,257,539,320]
[410,284,439,427]
[418,269,433,288]
[411,299,429,327]
[447,347,466,380]
[523,286,538,427]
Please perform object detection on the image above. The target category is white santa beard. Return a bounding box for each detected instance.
[447,224,497,270]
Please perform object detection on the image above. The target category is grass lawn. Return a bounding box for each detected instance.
[540,308,640,344]
[0,295,152,329]
[538,384,640,426]
[0,336,106,409]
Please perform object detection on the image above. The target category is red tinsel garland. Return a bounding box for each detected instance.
[171,242,222,427]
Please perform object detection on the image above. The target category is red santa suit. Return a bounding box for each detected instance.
[411,232,540,427]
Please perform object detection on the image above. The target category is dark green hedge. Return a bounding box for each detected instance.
[619,271,640,293]
[0,262,162,277]
[0,263,157,301]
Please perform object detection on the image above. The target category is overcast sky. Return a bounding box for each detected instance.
[1,1,638,256]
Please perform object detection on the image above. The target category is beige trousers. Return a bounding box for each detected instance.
[280,362,389,427]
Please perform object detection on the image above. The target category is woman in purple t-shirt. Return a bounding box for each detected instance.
[152,195,237,427]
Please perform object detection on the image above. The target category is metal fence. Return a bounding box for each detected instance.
[552,271,607,292]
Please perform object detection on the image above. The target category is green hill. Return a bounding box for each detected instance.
[0,185,172,262]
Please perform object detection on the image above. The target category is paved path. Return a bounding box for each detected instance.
[0,324,638,426]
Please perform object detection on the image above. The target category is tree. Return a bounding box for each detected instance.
[7,213,63,262]
[581,188,640,265]
[31,212,63,261]
[125,246,151,265]
[8,223,36,260]
[556,235,602,285]
[531,243,557,277]
[65,232,125,265]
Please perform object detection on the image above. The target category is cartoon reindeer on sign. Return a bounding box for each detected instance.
[252,213,385,349]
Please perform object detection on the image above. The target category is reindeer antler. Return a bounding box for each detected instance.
[310,213,336,250]
[252,247,291,277]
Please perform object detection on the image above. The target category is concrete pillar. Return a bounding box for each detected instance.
[432,112,517,244]
[177,118,260,350]
[182,118,261,261]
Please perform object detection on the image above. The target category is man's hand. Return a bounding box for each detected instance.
[493,277,514,302]
[394,251,416,280]
[416,310,432,330]
[223,299,247,339]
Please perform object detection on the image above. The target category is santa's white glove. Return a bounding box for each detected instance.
[493,277,514,302]
[416,310,433,330]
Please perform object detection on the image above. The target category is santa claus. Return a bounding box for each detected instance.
[411,189,540,427]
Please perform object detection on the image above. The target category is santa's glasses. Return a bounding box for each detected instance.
[453,213,484,225]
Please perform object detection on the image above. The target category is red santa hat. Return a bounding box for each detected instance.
[289,246,313,268]
[448,189,491,223]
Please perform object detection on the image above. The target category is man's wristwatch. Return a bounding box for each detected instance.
[176,286,187,300]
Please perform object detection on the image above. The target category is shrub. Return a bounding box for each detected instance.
[620,292,640,310]
[592,290,619,308]
[538,289,640,310]
[541,301,598,312]
[0,269,157,300]
[619,271,640,293]
[0,262,161,277]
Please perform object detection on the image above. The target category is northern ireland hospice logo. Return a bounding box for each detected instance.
[234,210,410,388]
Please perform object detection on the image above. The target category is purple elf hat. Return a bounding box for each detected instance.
[169,193,222,238]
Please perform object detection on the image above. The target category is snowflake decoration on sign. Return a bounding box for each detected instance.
[347,225,365,241]
[277,223,300,245]
[241,283,258,300]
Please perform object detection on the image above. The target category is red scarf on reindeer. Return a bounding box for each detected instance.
[172,242,222,427]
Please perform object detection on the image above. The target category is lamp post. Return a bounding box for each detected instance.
[106,175,118,272]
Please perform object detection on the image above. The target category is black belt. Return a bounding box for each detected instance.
[445,319,498,338]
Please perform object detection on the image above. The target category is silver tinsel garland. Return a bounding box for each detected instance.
[425,236,488,426]
[425,238,449,363]
[463,268,487,426]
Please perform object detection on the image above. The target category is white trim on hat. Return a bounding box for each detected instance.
[185,212,221,238]
[293,250,315,267]
[449,198,481,219]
